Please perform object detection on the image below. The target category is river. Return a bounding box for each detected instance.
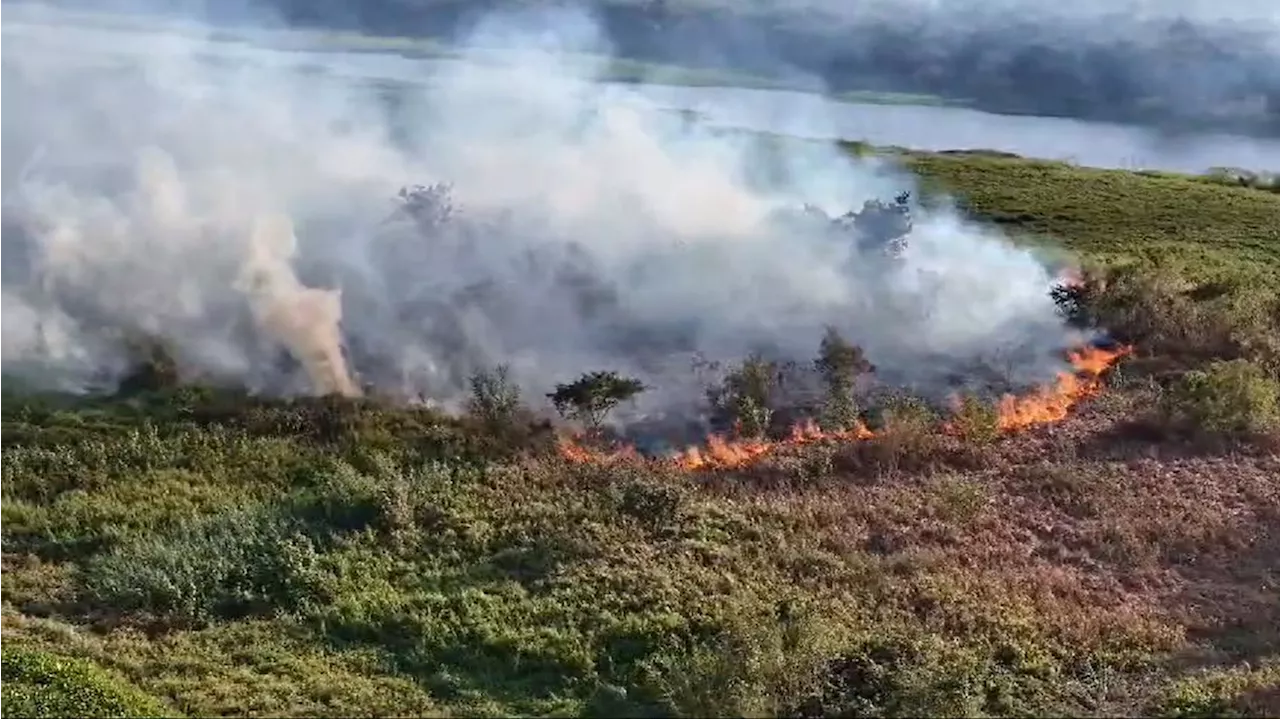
[631,85,1280,174]
[6,9,1280,174]
[334,50,1280,173]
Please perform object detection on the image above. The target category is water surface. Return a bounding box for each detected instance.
[6,11,1280,174]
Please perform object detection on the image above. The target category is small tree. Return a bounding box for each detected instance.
[396,183,455,230]
[709,354,781,439]
[548,371,646,430]
[117,335,181,395]
[849,191,913,259]
[813,327,874,430]
[466,364,523,429]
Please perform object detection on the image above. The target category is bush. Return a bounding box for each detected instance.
[948,393,1001,445]
[1162,359,1280,437]
[814,327,874,431]
[116,336,182,395]
[463,364,556,457]
[1149,661,1280,718]
[1054,265,1280,370]
[840,395,945,476]
[1,647,171,718]
[707,354,782,439]
[466,364,524,430]
[793,631,1040,718]
[1081,267,1208,353]
[603,603,839,718]
[80,507,328,625]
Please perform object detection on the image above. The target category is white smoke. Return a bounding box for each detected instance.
[1,2,1080,422]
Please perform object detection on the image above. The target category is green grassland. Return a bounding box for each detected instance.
[3,146,1280,718]
[899,150,1280,276]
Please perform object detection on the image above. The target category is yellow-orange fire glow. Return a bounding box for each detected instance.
[994,344,1131,432]
[557,343,1132,471]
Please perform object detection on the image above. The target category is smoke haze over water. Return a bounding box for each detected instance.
[2,2,1085,426]
[108,0,1280,137]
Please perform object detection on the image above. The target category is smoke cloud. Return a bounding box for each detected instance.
[158,0,1280,137]
[2,1,1085,430]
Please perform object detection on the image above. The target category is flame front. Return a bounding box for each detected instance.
[558,343,1132,471]
[995,344,1131,432]
[556,436,640,465]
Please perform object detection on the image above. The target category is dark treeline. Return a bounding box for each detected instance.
[20,0,1280,136]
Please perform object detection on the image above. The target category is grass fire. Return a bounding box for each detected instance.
[557,344,1136,469]
[4,5,1280,719]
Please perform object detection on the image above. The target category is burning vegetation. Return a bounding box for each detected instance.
[555,341,1134,470]
[519,190,1138,470]
[89,184,1147,472]
[6,141,1280,719]
[7,8,1280,717]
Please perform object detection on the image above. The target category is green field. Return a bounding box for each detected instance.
[4,145,1280,718]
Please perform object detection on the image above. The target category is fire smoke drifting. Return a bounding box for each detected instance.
[558,344,1132,470]
[3,3,1108,449]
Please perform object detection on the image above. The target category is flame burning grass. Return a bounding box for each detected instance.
[996,344,1132,431]
[557,343,1133,471]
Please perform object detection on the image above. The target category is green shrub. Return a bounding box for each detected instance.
[948,393,1001,445]
[1,647,171,718]
[1088,267,1208,353]
[792,623,1094,719]
[608,603,840,718]
[706,354,782,439]
[116,336,183,395]
[1149,661,1280,718]
[287,457,418,541]
[80,507,328,625]
[814,327,874,431]
[1054,265,1280,369]
[851,395,944,475]
[931,475,989,524]
[1163,359,1280,436]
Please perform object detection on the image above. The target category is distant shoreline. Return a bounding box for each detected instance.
[4,6,968,111]
[8,3,1278,140]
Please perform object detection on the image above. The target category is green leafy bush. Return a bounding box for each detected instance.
[948,393,1001,445]
[706,354,782,439]
[1149,661,1280,718]
[814,327,874,431]
[1,647,171,718]
[80,507,328,625]
[1054,265,1280,371]
[1163,359,1280,436]
[851,395,944,475]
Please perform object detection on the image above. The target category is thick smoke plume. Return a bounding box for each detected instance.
[2,2,1086,429]
[238,214,361,398]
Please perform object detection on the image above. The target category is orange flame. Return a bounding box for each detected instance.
[555,435,640,465]
[557,343,1132,471]
[994,344,1132,432]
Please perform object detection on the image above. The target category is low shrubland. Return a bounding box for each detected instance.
[4,146,1280,718]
